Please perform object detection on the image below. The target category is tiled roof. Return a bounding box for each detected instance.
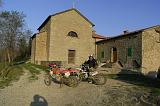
[96,25,160,43]
[92,33,107,39]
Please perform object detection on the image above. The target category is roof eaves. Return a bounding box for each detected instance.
[37,16,51,30]
[96,31,141,44]
[37,8,95,30]
[92,34,107,39]
[31,33,37,39]
[73,9,95,26]
[96,25,160,44]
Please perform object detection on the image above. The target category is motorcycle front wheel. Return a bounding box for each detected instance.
[65,76,79,87]
[93,74,106,85]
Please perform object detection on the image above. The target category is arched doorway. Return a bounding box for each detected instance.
[111,47,117,63]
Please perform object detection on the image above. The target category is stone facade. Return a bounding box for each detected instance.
[31,9,105,67]
[31,31,47,64]
[141,26,160,73]
[31,35,36,63]
[49,10,95,67]
[97,25,160,74]
[97,32,142,69]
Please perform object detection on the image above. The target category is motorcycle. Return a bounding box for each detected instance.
[44,64,80,87]
[78,63,107,85]
[44,63,106,87]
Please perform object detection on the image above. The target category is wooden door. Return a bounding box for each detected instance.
[113,51,117,62]
[68,50,76,64]
[112,47,117,63]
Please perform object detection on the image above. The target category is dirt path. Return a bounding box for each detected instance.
[0,69,157,106]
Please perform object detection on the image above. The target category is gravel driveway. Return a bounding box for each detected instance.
[0,69,157,106]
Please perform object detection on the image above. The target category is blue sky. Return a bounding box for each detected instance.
[1,0,160,37]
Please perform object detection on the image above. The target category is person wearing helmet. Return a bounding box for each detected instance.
[86,55,97,69]
[86,55,97,83]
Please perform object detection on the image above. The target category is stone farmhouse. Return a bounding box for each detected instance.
[97,25,160,74]
[31,8,106,67]
[31,8,160,74]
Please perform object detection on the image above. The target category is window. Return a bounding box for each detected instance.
[127,48,132,57]
[68,31,78,37]
[68,50,76,64]
[101,51,105,58]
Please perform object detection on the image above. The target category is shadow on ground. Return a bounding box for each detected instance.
[114,70,160,89]
[30,94,48,106]
[103,70,160,105]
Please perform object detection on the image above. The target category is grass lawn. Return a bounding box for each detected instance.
[0,63,24,88]
[21,62,48,80]
[0,62,48,88]
[0,62,9,74]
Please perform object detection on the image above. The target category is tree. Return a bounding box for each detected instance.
[0,11,32,63]
[25,30,33,57]
[17,35,27,58]
[17,30,32,60]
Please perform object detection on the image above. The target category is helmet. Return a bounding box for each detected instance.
[89,54,94,60]
[89,54,93,57]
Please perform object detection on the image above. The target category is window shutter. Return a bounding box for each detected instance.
[128,48,132,57]
[101,51,105,58]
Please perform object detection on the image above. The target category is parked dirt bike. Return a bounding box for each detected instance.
[44,64,80,87]
[78,63,107,85]
[44,63,106,87]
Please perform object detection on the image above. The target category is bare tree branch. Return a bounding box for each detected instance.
[0,11,32,62]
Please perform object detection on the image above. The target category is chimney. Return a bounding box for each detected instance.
[123,30,129,34]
